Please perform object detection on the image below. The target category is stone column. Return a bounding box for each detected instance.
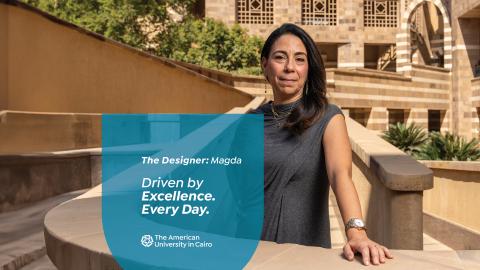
[440,109,451,133]
[337,0,364,69]
[451,17,479,139]
[366,107,389,132]
[406,108,428,129]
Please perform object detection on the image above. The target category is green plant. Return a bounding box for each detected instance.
[22,0,196,50]
[416,132,480,161]
[156,18,263,74]
[381,122,428,155]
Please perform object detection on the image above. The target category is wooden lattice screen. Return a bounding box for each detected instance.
[237,0,274,24]
[301,0,337,26]
[364,0,398,28]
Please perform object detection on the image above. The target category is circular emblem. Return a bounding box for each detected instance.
[140,235,154,247]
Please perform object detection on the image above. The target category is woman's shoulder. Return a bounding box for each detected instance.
[322,103,344,121]
[311,103,344,129]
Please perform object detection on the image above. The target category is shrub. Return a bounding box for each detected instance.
[156,18,263,74]
[381,122,428,155]
[416,132,480,161]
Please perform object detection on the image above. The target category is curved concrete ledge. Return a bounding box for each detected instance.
[44,186,480,270]
[346,117,433,191]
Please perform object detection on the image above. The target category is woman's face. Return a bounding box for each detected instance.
[262,34,309,104]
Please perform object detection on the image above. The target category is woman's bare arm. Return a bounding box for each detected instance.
[323,114,393,265]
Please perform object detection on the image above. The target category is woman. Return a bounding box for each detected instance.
[253,23,394,266]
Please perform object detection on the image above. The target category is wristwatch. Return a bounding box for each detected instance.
[345,218,367,232]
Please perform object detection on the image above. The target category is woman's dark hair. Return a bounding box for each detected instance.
[261,23,328,135]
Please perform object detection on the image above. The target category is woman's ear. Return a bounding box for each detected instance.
[261,57,267,70]
[261,57,269,81]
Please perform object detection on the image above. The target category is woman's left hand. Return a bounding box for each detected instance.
[343,230,394,266]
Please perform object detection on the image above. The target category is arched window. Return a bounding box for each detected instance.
[237,0,274,24]
[301,0,337,26]
[364,0,398,27]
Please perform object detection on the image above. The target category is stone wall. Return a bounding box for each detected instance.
[206,0,401,68]
[3,2,252,114]
[421,160,480,249]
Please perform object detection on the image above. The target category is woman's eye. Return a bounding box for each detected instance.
[296,58,306,62]
[274,55,287,61]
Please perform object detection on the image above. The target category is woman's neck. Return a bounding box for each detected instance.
[272,93,302,105]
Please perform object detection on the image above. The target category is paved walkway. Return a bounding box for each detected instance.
[0,190,86,270]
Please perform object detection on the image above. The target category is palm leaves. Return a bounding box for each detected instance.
[416,132,480,161]
[382,122,428,155]
[381,123,480,161]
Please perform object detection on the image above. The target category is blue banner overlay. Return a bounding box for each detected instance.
[102,114,264,270]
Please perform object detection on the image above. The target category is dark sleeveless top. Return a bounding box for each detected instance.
[252,100,343,248]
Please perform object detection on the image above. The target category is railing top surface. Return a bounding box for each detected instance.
[346,117,433,191]
[43,187,480,270]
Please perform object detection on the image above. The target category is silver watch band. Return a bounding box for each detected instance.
[345,218,367,232]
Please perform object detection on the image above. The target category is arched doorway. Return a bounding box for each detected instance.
[396,0,452,73]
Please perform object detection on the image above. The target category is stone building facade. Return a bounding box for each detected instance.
[201,0,480,139]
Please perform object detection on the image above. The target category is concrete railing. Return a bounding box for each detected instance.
[44,184,480,270]
[170,60,272,98]
[421,160,480,250]
[0,148,100,213]
[345,117,433,250]
[0,110,101,154]
[0,98,265,154]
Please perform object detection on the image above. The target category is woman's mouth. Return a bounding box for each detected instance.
[279,79,297,86]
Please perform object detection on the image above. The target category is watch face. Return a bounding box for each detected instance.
[354,219,364,227]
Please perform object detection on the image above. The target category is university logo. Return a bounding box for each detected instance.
[140,235,154,248]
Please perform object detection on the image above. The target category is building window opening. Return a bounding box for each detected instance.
[345,108,371,127]
[364,44,397,72]
[388,109,406,127]
[318,43,338,68]
[428,110,441,132]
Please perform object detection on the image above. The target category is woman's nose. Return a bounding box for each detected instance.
[284,58,294,72]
